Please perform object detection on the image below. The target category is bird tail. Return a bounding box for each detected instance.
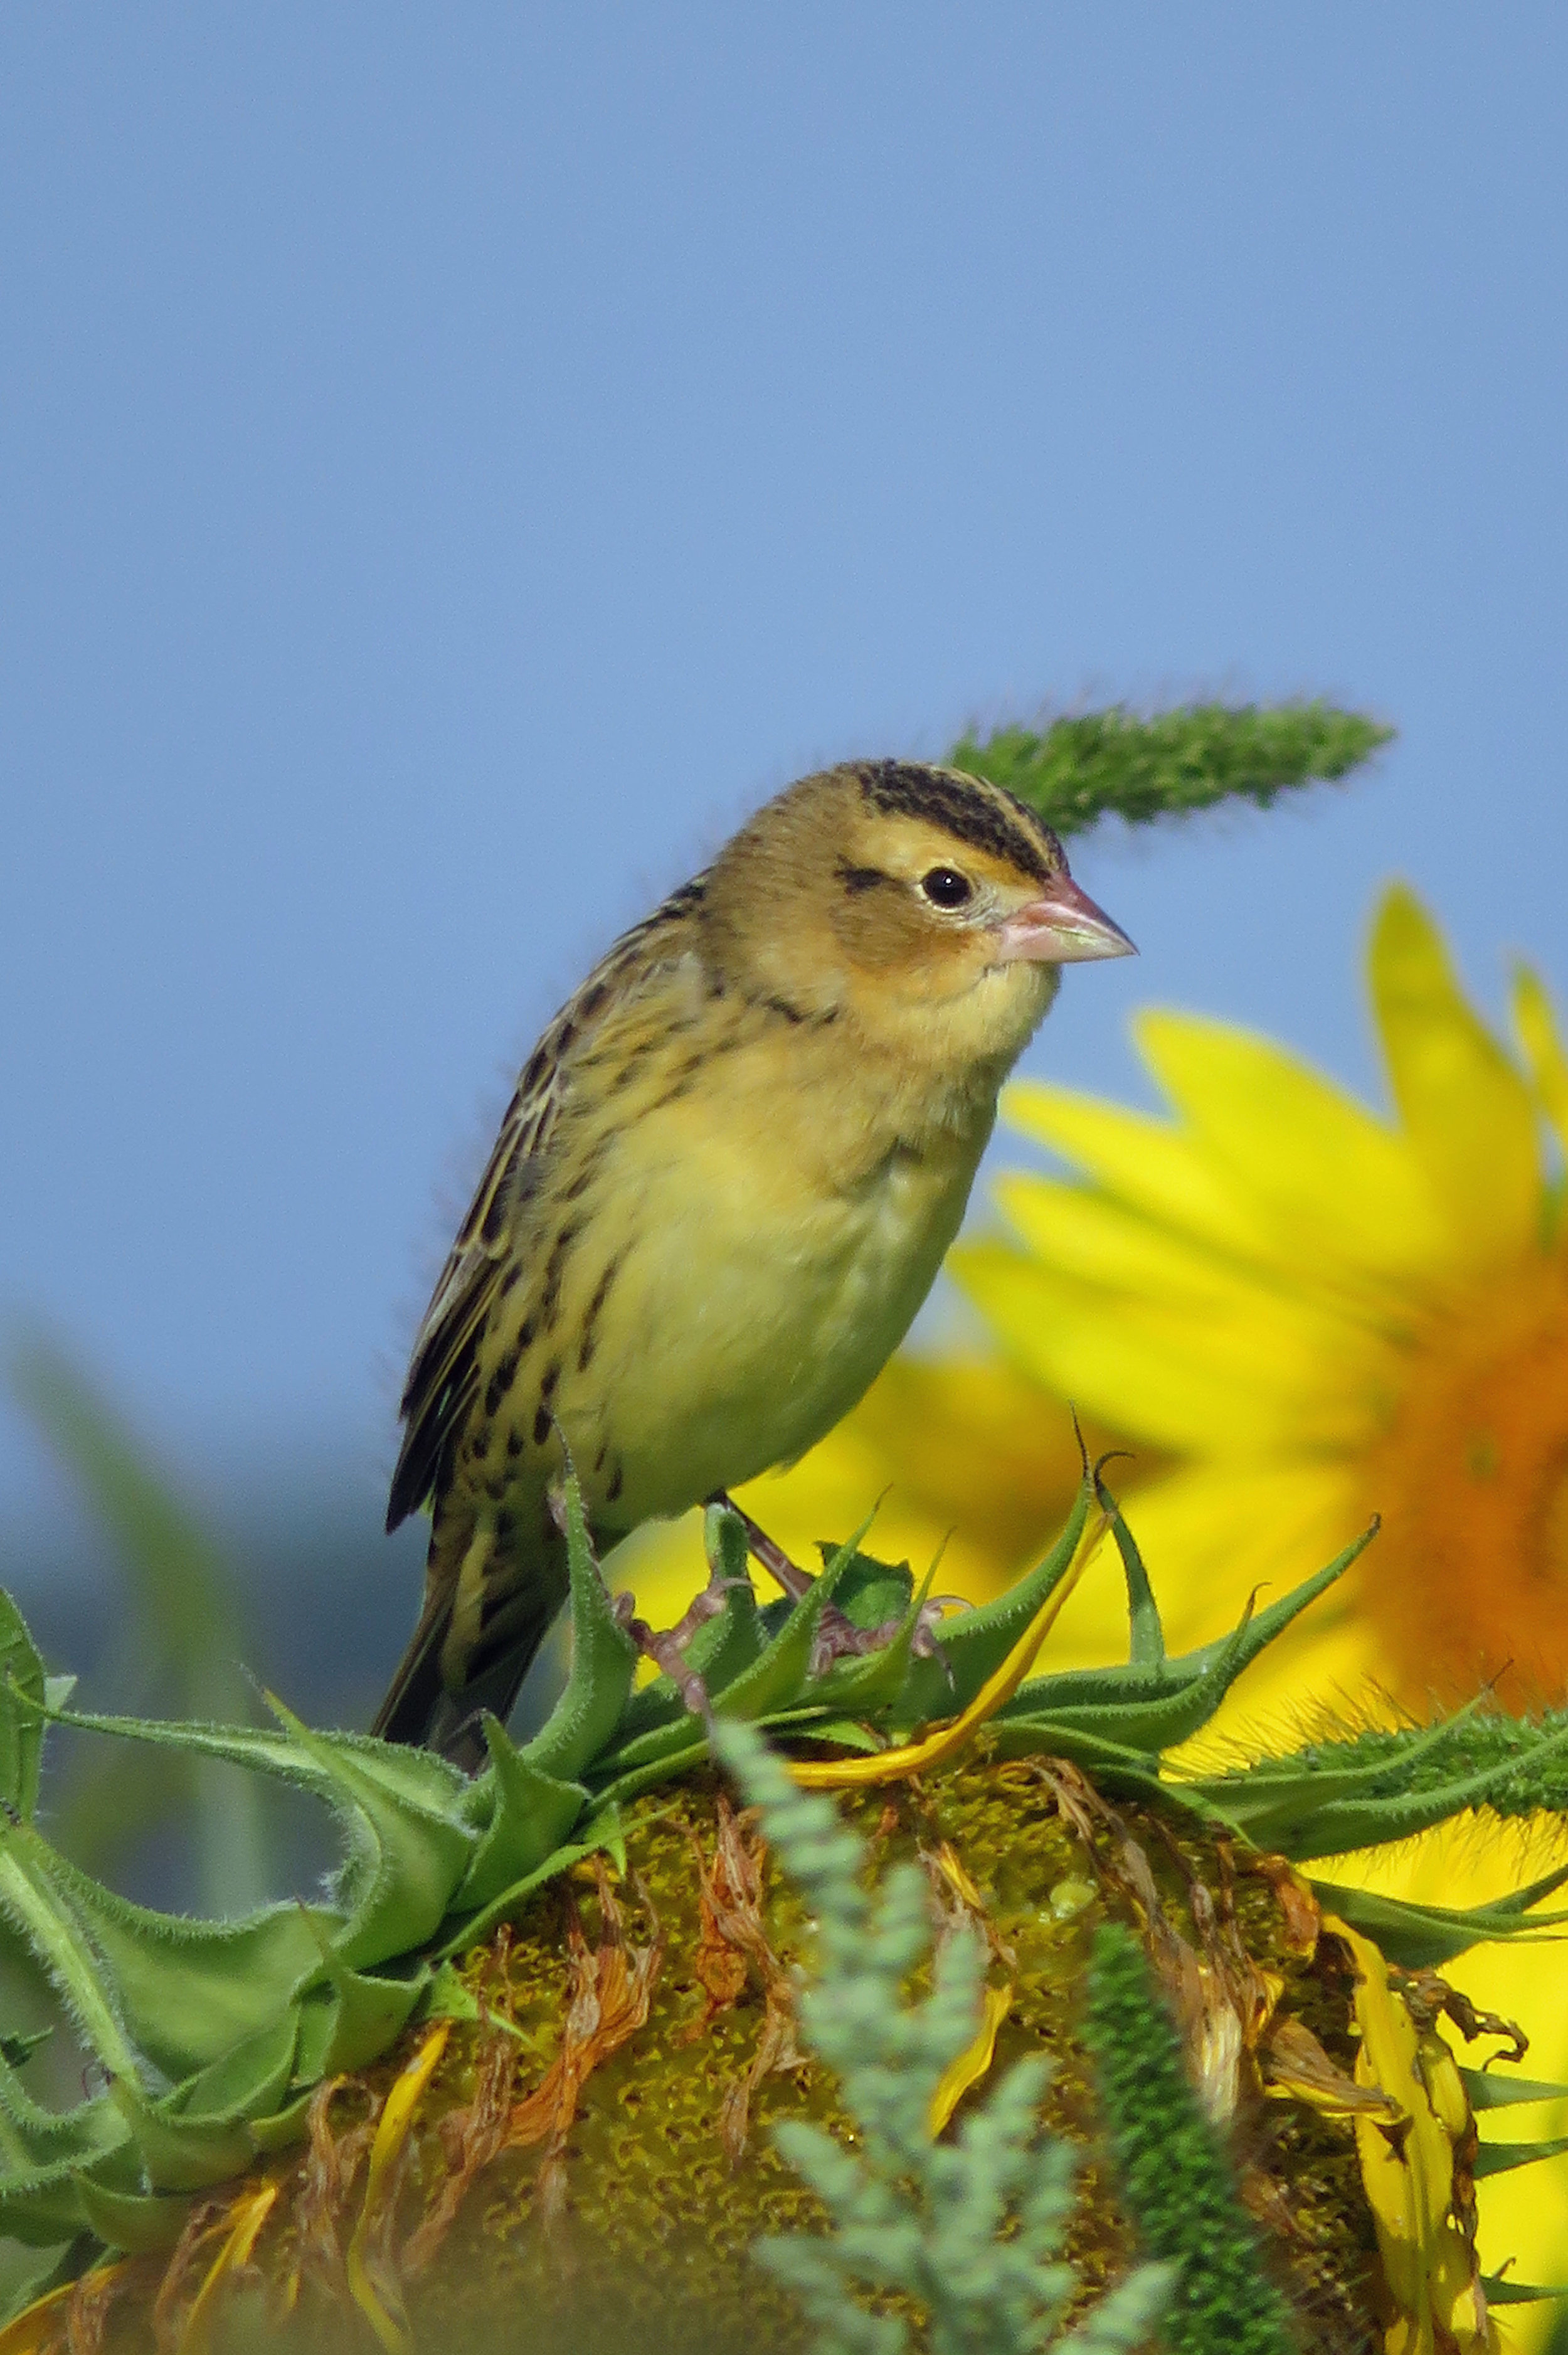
[369,1545,564,1773]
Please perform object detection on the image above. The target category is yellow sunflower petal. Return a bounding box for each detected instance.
[1131,1011,1451,1285]
[1322,1819,1568,2324]
[1512,964,1568,1160]
[994,1172,1401,1358]
[1004,1080,1278,1260]
[955,1243,1386,1454]
[1370,888,1541,1262]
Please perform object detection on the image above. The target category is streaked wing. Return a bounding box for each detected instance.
[386,872,710,1530]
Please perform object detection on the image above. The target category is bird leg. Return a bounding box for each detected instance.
[706,1492,814,1601]
[610,1592,714,1722]
[707,1489,958,1679]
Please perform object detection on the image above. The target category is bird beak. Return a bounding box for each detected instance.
[993,874,1137,965]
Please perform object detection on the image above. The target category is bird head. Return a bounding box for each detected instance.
[707,759,1135,1074]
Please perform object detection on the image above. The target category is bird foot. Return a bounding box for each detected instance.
[706,1489,959,1684]
[611,1590,714,1723]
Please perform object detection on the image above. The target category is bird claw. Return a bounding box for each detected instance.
[620,1502,961,1728]
[613,1591,714,1724]
[807,1593,958,1683]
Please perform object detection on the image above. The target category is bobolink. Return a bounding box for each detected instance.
[374,759,1133,1761]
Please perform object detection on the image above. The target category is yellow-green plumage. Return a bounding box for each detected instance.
[375,758,1131,1760]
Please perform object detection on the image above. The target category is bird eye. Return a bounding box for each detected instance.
[919,866,973,910]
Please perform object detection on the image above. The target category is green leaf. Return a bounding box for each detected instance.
[1195,1697,1568,1860]
[19,1841,326,2081]
[521,1479,640,1782]
[0,2028,50,2072]
[948,701,1392,839]
[1310,1865,1568,1970]
[0,1590,46,1822]
[1473,2134,1568,2180]
[893,1481,1093,1728]
[290,1961,428,2081]
[1461,2066,1568,2112]
[450,1718,588,1914]
[262,1697,474,1969]
[73,2177,198,2254]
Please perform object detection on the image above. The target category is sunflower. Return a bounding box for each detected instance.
[950,886,1568,2325]
[620,883,1568,2326]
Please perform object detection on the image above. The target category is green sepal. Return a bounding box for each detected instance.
[246,2090,317,2156]
[161,2009,298,2127]
[29,1691,466,1821]
[824,1547,918,1630]
[259,1696,474,1968]
[0,1587,47,1821]
[1472,2133,1568,2181]
[20,1842,326,2081]
[591,1523,871,1790]
[794,1719,887,1755]
[109,2078,255,2193]
[1310,1863,1568,1970]
[73,2176,198,2253]
[0,2158,98,2248]
[709,1523,868,1725]
[432,1816,621,1961]
[1000,1520,1378,1763]
[290,1932,429,2082]
[611,1510,763,1744]
[1479,2273,1568,2307]
[0,2239,85,2328]
[450,1718,589,1913]
[1199,1705,1568,1863]
[0,1828,146,2085]
[805,1561,938,1720]
[592,1742,712,1814]
[521,1480,640,1782]
[0,2061,127,2177]
[1461,2066,1568,2111]
[891,1481,1091,1728]
[1099,1475,1164,1669]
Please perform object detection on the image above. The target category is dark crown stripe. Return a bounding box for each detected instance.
[855,760,1057,884]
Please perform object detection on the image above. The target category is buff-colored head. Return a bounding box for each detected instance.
[704,759,1134,1071]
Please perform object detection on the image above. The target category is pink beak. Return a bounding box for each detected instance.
[993,873,1136,965]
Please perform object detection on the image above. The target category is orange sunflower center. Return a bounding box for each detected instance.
[1359,1253,1568,1710]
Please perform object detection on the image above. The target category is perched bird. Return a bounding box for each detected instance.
[374,759,1133,1762]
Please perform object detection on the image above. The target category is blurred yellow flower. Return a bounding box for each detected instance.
[957,885,1568,1731]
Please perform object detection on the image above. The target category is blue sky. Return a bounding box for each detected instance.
[3,7,1565,1541]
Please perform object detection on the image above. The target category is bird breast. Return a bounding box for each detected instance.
[544,1018,994,1530]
